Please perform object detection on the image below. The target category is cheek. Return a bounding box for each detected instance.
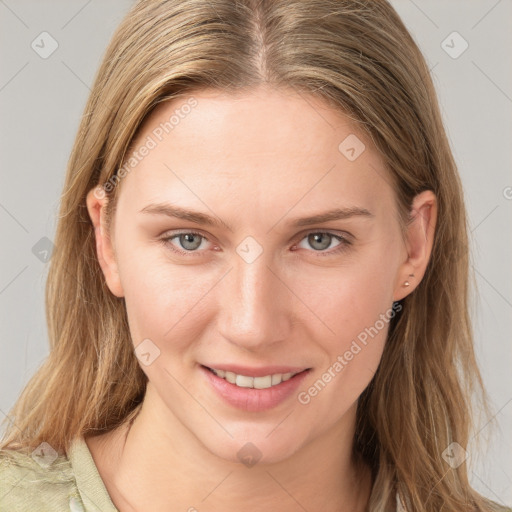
[297,276,392,419]
[297,247,396,339]
[315,275,391,371]
[117,245,219,347]
[298,251,396,396]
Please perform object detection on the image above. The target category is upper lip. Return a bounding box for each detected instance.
[201,364,310,378]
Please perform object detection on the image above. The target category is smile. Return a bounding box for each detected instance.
[206,367,300,389]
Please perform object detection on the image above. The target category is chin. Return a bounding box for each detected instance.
[195,424,305,467]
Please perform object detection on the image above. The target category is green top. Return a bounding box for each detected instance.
[2,439,511,512]
[9,438,506,511]
[2,436,400,511]
[0,437,406,511]
[0,437,118,511]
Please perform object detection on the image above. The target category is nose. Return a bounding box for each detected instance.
[216,252,292,353]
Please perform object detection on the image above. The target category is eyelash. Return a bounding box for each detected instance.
[159,229,352,258]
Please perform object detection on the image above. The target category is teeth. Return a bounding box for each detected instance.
[236,375,254,388]
[254,375,272,389]
[210,368,300,389]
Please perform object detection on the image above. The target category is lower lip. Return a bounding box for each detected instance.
[200,365,311,412]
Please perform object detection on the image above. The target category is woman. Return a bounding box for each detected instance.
[0,1,509,511]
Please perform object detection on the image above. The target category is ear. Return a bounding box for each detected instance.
[86,186,124,298]
[393,190,437,301]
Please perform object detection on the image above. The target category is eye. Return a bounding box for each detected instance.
[293,231,351,256]
[161,230,211,256]
[159,230,352,257]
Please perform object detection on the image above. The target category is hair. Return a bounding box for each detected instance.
[1,1,507,511]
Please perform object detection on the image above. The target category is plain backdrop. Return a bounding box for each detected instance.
[1,0,511,506]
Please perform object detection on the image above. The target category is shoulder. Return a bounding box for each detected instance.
[0,446,84,511]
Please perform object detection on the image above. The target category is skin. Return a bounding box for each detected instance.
[85,85,437,511]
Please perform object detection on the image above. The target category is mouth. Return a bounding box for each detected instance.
[202,365,310,389]
[200,364,312,412]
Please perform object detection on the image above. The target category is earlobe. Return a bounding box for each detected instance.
[86,187,125,298]
[393,190,437,301]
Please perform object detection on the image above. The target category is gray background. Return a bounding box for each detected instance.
[1,0,511,505]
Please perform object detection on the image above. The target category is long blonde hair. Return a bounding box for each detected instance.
[1,1,506,510]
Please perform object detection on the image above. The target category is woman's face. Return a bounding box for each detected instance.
[89,86,431,465]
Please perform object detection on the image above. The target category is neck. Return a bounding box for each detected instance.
[86,387,372,512]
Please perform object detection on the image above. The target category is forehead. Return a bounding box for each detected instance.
[138,86,360,160]
[117,86,395,221]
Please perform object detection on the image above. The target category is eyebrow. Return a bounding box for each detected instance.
[139,202,374,230]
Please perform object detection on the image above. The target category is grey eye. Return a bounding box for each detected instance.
[305,233,337,251]
[176,233,204,251]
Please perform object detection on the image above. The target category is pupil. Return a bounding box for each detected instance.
[309,233,330,250]
[181,233,200,250]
